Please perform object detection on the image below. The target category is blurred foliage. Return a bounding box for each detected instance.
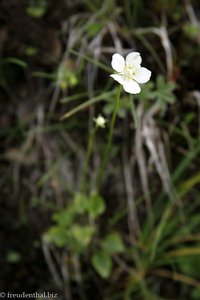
[26,0,47,18]
[45,192,125,278]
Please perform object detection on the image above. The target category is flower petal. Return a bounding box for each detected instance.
[110,74,125,85]
[123,80,141,94]
[126,52,142,67]
[111,54,125,72]
[134,67,151,83]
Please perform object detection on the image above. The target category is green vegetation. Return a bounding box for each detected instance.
[1,0,200,299]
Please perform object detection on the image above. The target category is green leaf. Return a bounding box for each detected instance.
[178,256,200,278]
[92,251,112,279]
[26,0,47,18]
[57,65,78,90]
[25,47,38,57]
[101,232,125,254]
[103,95,130,119]
[87,23,102,37]
[154,75,176,106]
[183,23,199,40]
[52,206,75,227]
[70,224,95,248]
[6,251,21,263]
[44,226,68,247]
[73,193,88,214]
[87,192,106,218]
[192,287,200,299]
[138,81,155,101]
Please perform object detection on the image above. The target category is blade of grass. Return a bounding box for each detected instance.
[0,57,27,68]
[60,89,116,120]
[167,246,200,257]
[150,204,172,261]
[68,49,113,73]
[172,140,200,183]
[32,71,56,80]
[141,141,200,245]
[134,33,165,73]
[151,268,200,288]
[60,91,90,104]
[177,171,200,197]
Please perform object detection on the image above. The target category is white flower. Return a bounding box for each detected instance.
[110,52,151,94]
[93,114,107,128]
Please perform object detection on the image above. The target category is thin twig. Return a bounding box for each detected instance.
[135,104,152,218]
[42,239,62,288]
[122,116,140,242]
[61,250,72,300]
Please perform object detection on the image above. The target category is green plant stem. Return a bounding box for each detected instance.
[81,126,97,193]
[96,85,122,188]
[130,95,137,128]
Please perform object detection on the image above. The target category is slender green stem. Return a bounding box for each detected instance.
[81,126,97,193]
[96,85,122,188]
[130,95,137,128]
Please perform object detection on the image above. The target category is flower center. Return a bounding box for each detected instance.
[123,64,139,81]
